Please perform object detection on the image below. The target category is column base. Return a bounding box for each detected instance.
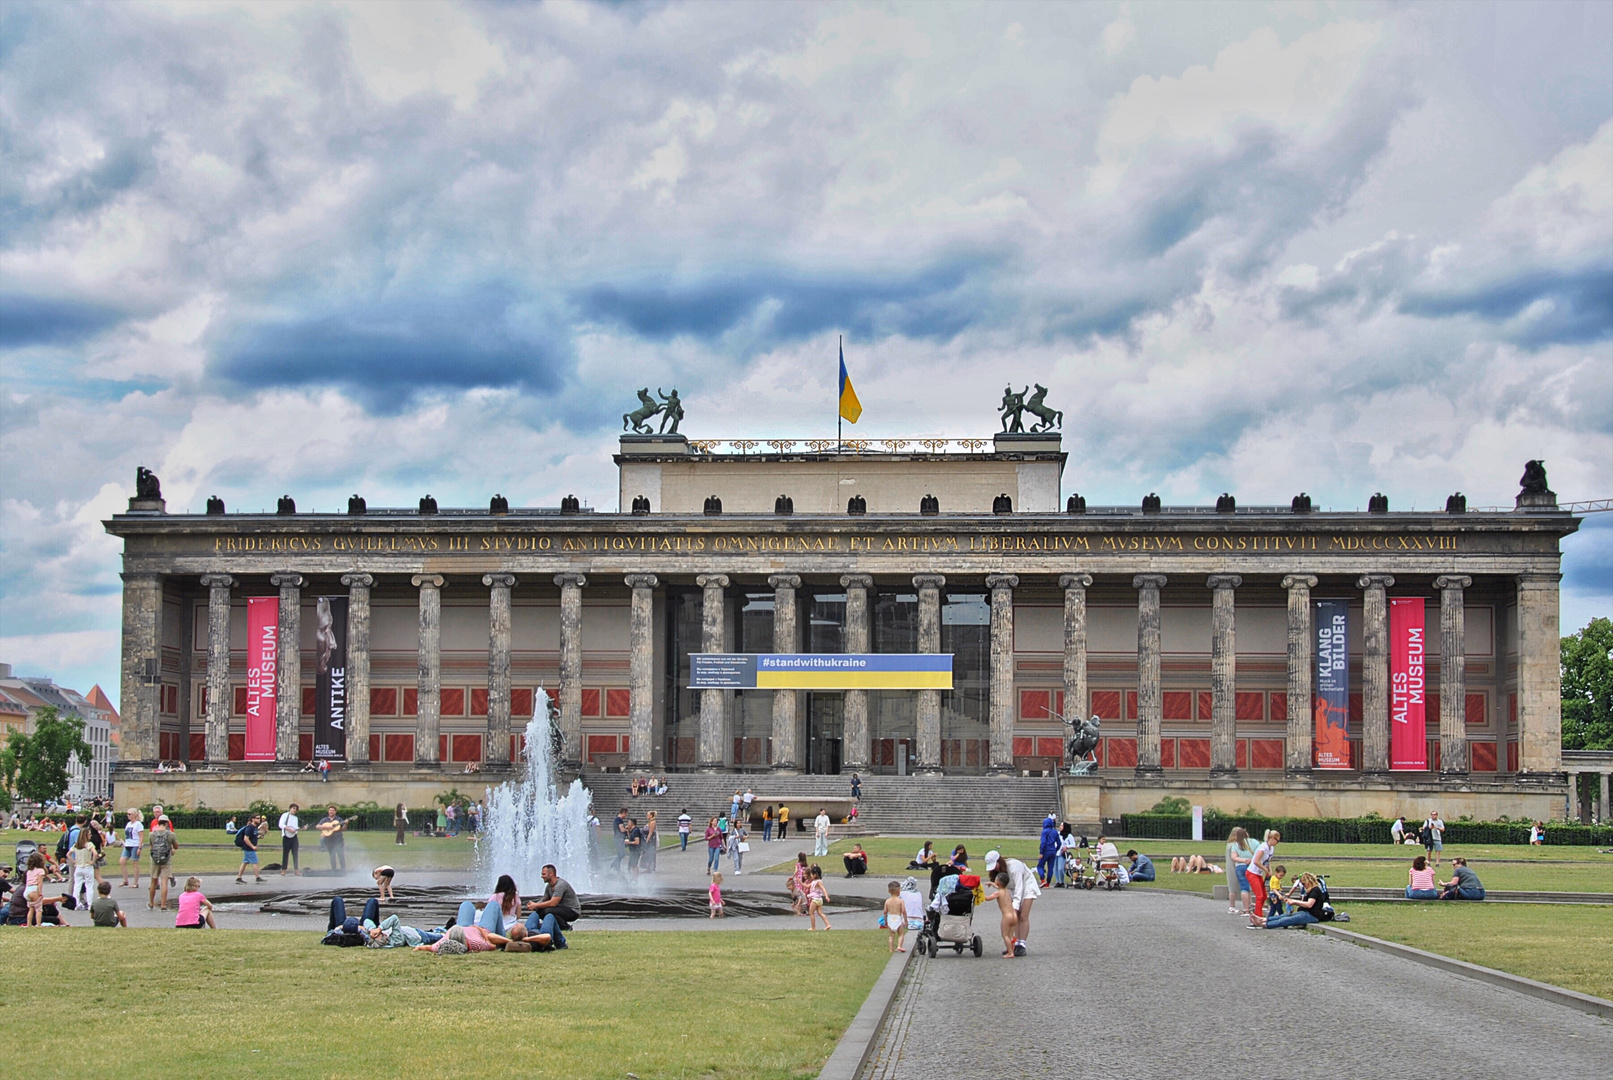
[771,764,799,775]
[986,764,1015,776]
[1284,767,1313,779]
[914,765,944,777]
[697,762,727,774]
[1209,767,1239,779]
[1133,765,1164,777]
[1440,769,1471,782]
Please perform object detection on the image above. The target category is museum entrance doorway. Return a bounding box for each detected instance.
[805,692,843,775]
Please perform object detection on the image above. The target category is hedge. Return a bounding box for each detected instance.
[1119,813,1613,846]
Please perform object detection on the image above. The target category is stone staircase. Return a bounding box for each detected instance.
[581,774,1061,838]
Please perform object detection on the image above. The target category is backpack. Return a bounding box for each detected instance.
[56,832,72,859]
[1418,824,1433,846]
[234,826,250,849]
[149,830,175,863]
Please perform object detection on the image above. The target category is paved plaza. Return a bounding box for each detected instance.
[864,887,1611,1078]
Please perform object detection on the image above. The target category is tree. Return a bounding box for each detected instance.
[5,707,94,806]
[1561,617,1613,751]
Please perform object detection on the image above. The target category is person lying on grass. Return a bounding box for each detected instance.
[413,922,551,953]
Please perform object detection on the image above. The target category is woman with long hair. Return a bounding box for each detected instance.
[393,803,409,846]
[1225,826,1254,916]
[642,810,659,873]
[1245,830,1280,927]
[470,874,522,935]
[789,852,811,915]
[1406,855,1440,899]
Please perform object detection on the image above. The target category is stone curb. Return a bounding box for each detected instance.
[817,943,915,1080]
[1317,926,1613,1021]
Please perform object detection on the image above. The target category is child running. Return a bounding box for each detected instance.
[708,872,725,918]
[807,865,832,930]
[986,871,1017,958]
[882,881,908,953]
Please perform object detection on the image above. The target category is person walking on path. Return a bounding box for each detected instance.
[984,849,1041,956]
[777,804,790,839]
[119,808,144,888]
[393,803,409,846]
[705,817,723,873]
[1036,815,1060,887]
[147,818,178,911]
[278,804,302,876]
[234,814,264,883]
[813,809,831,857]
[1424,811,1445,868]
[729,821,748,875]
[1225,827,1254,916]
[762,805,774,842]
[677,809,692,851]
[69,828,97,908]
[851,773,862,800]
[807,866,832,930]
[882,880,908,953]
[642,811,659,873]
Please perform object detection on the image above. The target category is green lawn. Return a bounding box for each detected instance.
[0,928,888,1079]
[1336,903,1613,1001]
[756,836,1042,877]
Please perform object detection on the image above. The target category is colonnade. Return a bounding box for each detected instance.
[120,567,1559,779]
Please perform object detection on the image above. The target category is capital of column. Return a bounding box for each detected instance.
[483,573,518,589]
[986,573,1019,590]
[624,573,658,590]
[199,574,234,589]
[769,574,802,590]
[911,574,946,590]
[270,572,304,589]
[1357,574,1395,590]
[1515,571,1562,587]
[839,574,873,590]
[1280,574,1318,591]
[341,572,374,589]
[695,574,729,590]
[1433,575,1472,591]
[1059,573,1093,590]
[411,574,445,589]
[553,572,587,589]
[1206,574,1242,591]
[1132,574,1167,590]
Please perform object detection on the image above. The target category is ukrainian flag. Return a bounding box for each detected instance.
[838,339,862,424]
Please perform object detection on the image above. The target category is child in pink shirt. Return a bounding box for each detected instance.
[175,877,215,928]
[708,873,725,918]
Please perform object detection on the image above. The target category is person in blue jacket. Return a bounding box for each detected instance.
[1036,815,1061,886]
[1125,850,1156,882]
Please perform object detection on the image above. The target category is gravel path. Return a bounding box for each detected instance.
[864,888,1612,1078]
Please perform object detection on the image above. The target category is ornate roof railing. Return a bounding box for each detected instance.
[683,437,1001,455]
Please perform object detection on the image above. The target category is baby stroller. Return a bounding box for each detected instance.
[918,873,983,958]
[1091,851,1128,891]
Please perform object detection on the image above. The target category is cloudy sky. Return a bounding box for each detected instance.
[2,0,1609,706]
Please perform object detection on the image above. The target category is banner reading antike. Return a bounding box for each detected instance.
[1313,600,1351,769]
[314,595,348,760]
[1389,597,1428,770]
[245,596,278,761]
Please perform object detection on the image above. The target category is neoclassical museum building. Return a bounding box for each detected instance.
[107,427,1579,823]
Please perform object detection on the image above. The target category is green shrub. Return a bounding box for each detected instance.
[1118,812,1612,846]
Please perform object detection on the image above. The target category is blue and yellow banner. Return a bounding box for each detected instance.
[691,653,951,690]
[838,341,862,424]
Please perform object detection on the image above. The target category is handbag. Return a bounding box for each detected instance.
[737,842,751,853]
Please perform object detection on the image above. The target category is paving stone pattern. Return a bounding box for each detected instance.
[863,890,1613,1079]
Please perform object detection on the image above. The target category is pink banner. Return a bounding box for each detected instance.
[1389,597,1427,770]
[245,597,278,761]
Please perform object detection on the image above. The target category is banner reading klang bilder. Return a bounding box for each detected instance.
[1313,600,1350,769]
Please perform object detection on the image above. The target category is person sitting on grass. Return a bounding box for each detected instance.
[1405,855,1440,900]
[1438,858,1486,901]
[882,881,909,953]
[175,877,216,929]
[843,843,869,878]
[90,880,126,927]
[1125,850,1156,882]
[521,864,580,949]
[373,865,396,901]
[1263,873,1333,929]
[909,841,938,870]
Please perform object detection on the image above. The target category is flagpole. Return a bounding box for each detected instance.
[837,334,843,453]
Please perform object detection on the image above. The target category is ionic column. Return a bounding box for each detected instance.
[484,574,518,767]
[412,574,444,765]
[199,574,234,764]
[1515,572,1564,776]
[270,572,304,763]
[695,574,729,771]
[1434,575,1472,776]
[1359,574,1395,774]
[1060,574,1093,724]
[1600,772,1610,825]
[838,574,872,774]
[1281,575,1318,774]
[554,573,586,770]
[1566,772,1580,821]
[625,574,657,769]
[1208,574,1242,775]
[913,574,945,774]
[770,574,806,772]
[986,574,1019,773]
[1133,574,1167,774]
[341,573,373,764]
[118,572,163,764]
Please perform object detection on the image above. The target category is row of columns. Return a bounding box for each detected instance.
[143,567,1555,780]
[1564,769,1612,822]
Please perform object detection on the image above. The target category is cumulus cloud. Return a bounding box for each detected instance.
[0,0,1608,700]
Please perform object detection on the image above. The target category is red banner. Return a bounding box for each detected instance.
[245,597,278,761]
[1389,597,1427,770]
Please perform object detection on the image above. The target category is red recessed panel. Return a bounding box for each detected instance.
[1020,689,1052,721]
[1036,737,1063,758]
[511,688,534,717]
[1177,738,1211,768]
[1160,738,1176,769]
[1106,737,1137,768]
[1251,739,1284,770]
[1506,741,1518,772]
[384,733,414,762]
[1125,691,1138,720]
[233,686,248,715]
[368,733,381,762]
[470,689,489,717]
[440,688,465,717]
[299,733,314,761]
[227,733,245,760]
[587,734,617,759]
[1349,693,1362,725]
[580,688,601,717]
[606,688,631,718]
[301,687,316,715]
[1236,692,1265,721]
[1090,690,1121,720]
[452,734,482,763]
[188,732,205,761]
[371,687,397,716]
[1235,740,1248,769]
[403,688,418,717]
[1270,692,1287,723]
[1472,742,1496,772]
[1012,736,1033,757]
[1163,691,1192,720]
[1465,694,1486,727]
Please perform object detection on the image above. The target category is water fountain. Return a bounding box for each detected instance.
[477,687,596,893]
